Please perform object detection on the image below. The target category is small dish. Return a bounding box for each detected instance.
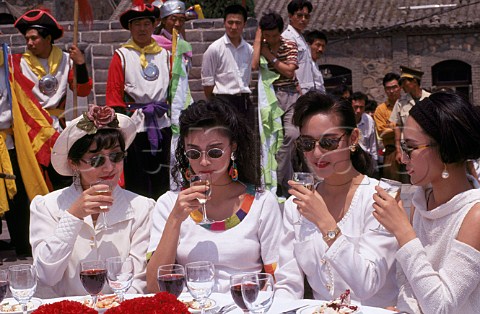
[179,297,217,313]
[0,298,42,314]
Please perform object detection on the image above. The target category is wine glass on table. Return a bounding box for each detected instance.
[0,269,9,304]
[8,264,37,314]
[106,256,133,303]
[241,273,274,314]
[90,180,114,230]
[371,178,402,234]
[190,173,213,224]
[157,264,185,298]
[230,274,249,313]
[185,261,215,314]
[80,260,107,309]
[291,172,315,224]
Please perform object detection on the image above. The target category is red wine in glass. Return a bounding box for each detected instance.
[80,269,107,295]
[157,274,185,297]
[230,283,248,310]
[0,281,8,303]
[241,282,259,303]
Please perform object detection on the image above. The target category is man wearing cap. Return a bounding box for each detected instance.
[106,3,171,199]
[390,66,431,178]
[152,0,187,50]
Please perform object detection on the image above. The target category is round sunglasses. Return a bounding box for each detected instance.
[80,151,127,168]
[296,133,347,152]
[184,148,226,160]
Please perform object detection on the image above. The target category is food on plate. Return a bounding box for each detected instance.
[1,300,35,312]
[181,298,215,310]
[83,294,120,309]
[312,290,359,314]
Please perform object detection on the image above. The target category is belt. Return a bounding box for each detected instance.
[215,93,250,98]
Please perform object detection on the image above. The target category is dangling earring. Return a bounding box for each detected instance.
[349,144,357,152]
[229,152,239,181]
[441,163,449,179]
[184,165,193,181]
[73,168,80,186]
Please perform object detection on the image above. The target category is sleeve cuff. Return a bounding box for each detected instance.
[53,211,83,246]
[202,77,214,86]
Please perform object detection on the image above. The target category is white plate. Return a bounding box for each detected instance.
[0,298,42,314]
[297,304,361,314]
[179,297,217,313]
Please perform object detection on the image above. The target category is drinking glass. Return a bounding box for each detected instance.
[80,260,107,309]
[371,178,402,234]
[230,274,249,313]
[106,256,133,303]
[0,269,8,304]
[90,180,114,230]
[241,273,274,314]
[190,173,213,224]
[291,172,315,224]
[157,264,185,298]
[185,261,215,314]
[8,264,37,314]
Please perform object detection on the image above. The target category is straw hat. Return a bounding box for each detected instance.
[51,105,136,176]
[14,9,64,40]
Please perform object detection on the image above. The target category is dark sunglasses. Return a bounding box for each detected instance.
[184,148,225,160]
[81,151,127,168]
[296,133,347,152]
[400,141,434,159]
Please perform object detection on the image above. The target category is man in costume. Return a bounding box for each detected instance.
[106,3,171,199]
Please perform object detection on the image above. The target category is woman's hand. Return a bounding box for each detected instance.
[68,45,85,65]
[168,185,208,223]
[68,184,113,219]
[372,186,416,246]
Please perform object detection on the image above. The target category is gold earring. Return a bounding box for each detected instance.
[349,144,357,152]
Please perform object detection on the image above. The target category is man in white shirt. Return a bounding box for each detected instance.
[305,30,327,94]
[282,0,314,94]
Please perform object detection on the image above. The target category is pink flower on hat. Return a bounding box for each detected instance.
[77,104,119,134]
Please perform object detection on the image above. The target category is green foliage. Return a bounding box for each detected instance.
[184,0,255,18]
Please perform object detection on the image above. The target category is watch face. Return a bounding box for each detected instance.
[327,230,336,239]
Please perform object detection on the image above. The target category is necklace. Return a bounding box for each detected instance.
[212,180,235,187]
[322,179,353,187]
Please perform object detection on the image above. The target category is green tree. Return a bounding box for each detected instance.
[185,0,255,18]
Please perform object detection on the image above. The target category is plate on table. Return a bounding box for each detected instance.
[297,303,361,314]
[0,298,42,313]
[179,297,217,313]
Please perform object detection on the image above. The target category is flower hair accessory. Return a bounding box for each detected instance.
[77,104,119,134]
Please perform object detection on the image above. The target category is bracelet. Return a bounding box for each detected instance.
[270,57,278,64]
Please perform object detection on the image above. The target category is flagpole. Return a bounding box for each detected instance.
[72,0,79,118]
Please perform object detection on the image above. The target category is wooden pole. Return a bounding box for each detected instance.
[73,0,79,118]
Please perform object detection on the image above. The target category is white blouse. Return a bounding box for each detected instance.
[30,185,154,297]
[275,176,399,308]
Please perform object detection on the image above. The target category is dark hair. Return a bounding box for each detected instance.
[330,84,352,100]
[293,91,373,175]
[224,4,248,22]
[409,91,480,164]
[68,129,126,165]
[365,99,378,113]
[172,99,261,189]
[382,72,400,86]
[26,27,53,43]
[351,91,368,103]
[259,12,284,32]
[287,0,313,14]
[304,30,328,45]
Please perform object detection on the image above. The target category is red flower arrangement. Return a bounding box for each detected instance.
[104,292,189,314]
[32,300,97,314]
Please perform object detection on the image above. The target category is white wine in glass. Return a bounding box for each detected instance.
[291,172,315,224]
[371,178,402,234]
[90,180,113,230]
[190,173,213,224]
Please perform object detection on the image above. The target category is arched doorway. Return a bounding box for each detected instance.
[318,64,352,95]
[432,60,472,101]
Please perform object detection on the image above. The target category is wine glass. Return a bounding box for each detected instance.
[8,264,37,314]
[241,273,274,314]
[157,264,185,298]
[106,256,133,303]
[0,269,9,304]
[80,260,107,309]
[230,274,249,313]
[291,172,315,224]
[190,173,213,224]
[371,178,402,234]
[185,261,215,314]
[90,180,114,230]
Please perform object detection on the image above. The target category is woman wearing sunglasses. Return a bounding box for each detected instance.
[29,104,154,296]
[373,92,480,313]
[146,99,282,293]
[275,91,398,307]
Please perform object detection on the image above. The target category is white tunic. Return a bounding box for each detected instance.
[30,185,154,297]
[396,188,480,314]
[148,187,282,293]
[275,176,399,308]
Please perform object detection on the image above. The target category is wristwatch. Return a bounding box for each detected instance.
[270,57,278,64]
[323,226,341,242]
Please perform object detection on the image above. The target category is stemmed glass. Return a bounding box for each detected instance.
[106,256,133,303]
[230,274,249,313]
[371,178,402,234]
[0,269,9,304]
[241,273,274,314]
[8,264,37,314]
[80,260,107,309]
[157,264,185,298]
[185,261,215,314]
[190,173,213,224]
[291,172,315,224]
[90,180,114,230]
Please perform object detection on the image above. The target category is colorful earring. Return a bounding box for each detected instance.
[441,163,449,179]
[184,165,193,181]
[229,152,239,181]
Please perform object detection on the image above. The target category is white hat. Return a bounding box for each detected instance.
[51,105,136,176]
[160,0,185,19]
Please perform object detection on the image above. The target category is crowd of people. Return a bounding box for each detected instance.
[0,0,479,313]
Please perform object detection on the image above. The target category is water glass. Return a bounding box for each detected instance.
[157,264,185,297]
[371,178,402,234]
[8,264,36,314]
[185,261,215,314]
[0,269,8,304]
[241,273,274,314]
[80,260,107,308]
[106,256,133,302]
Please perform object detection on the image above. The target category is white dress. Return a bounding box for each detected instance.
[148,185,282,293]
[396,188,480,314]
[275,176,399,308]
[30,184,154,297]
